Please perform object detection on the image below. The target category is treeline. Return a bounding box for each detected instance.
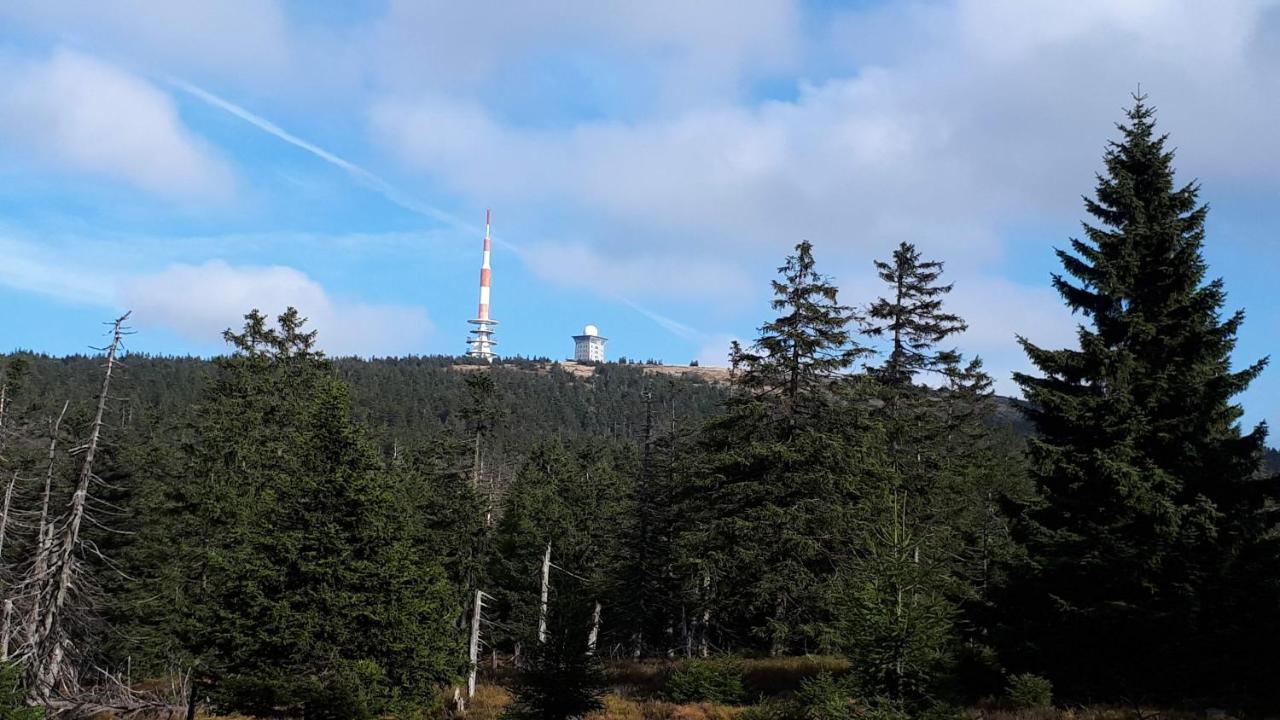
[3,354,729,460]
[0,96,1275,718]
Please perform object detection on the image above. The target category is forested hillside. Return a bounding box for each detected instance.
[3,354,729,454]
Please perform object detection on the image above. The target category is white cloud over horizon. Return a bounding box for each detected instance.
[0,48,234,202]
[0,232,434,357]
[121,261,433,357]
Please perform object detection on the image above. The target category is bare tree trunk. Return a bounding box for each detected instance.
[23,400,69,650]
[770,594,785,657]
[538,542,551,644]
[0,471,16,562]
[0,382,9,453]
[468,589,484,698]
[451,686,465,714]
[699,572,711,658]
[586,602,601,655]
[472,431,482,490]
[0,599,11,661]
[185,679,198,720]
[32,313,129,695]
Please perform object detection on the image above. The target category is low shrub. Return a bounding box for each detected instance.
[857,697,910,720]
[666,659,746,705]
[456,684,512,720]
[0,662,40,720]
[793,672,854,720]
[914,701,965,720]
[1005,673,1053,710]
[737,698,793,720]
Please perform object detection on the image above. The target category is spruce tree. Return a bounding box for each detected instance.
[489,439,634,660]
[863,242,967,386]
[730,240,865,422]
[175,310,464,716]
[686,241,869,654]
[841,243,1014,706]
[503,589,605,720]
[1011,96,1269,698]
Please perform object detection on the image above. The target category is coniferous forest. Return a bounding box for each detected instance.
[1,99,1278,718]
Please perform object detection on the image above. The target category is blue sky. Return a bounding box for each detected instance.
[2,1,1279,429]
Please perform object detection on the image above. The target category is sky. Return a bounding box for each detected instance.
[1,0,1279,428]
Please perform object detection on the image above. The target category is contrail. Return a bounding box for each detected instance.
[167,77,706,339]
[165,76,510,249]
[615,297,701,341]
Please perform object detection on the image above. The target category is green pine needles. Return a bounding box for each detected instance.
[1012,95,1271,698]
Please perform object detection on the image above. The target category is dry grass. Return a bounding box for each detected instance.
[739,655,849,696]
[968,707,1203,720]
[443,683,744,720]
[587,694,745,720]
[458,683,513,720]
[604,655,850,700]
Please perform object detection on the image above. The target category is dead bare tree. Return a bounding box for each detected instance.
[25,313,130,699]
[16,400,70,661]
[0,471,16,564]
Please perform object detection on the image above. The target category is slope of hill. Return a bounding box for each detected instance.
[5,351,1273,473]
[2,353,730,457]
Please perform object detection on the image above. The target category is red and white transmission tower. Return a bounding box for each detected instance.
[466,209,499,361]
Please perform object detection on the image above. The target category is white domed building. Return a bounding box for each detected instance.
[572,324,607,362]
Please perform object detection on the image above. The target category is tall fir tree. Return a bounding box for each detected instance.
[863,242,967,386]
[840,243,1022,707]
[164,310,463,716]
[1010,96,1270,699]
[685,241,871,655]
[729,240,865,424]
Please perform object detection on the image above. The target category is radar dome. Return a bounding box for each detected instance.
[583,324,599,336]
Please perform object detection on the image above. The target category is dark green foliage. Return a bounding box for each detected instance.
[489,439,635,656]
[729,240,864,418]
[843,243,1024,708]
[736,700,793,720]
[665,658,746,705]
[148,309,461,716]
[863,242,966,386]
[1004,673,1052,710]
[5,101,1279,715]
[613,393,696,659]
[837,487,956,704]
[503,594,605,720]
[0,663,39,720]
[793,672,855,720]
[687,241,872,655]
[1010,97,1272,699]
[856,697,911,720]
[3,354,726,472]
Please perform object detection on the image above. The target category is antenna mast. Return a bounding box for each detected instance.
[466,209,499,361]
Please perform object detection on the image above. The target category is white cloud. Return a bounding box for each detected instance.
[945,276,1080,394]
[368,0,799,107]
[0,49,234,201]
[120,261,432,357]
[522,242,753,304]
[372,0,1280,262]
[0,1,296,88]
[0,235,113,306]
